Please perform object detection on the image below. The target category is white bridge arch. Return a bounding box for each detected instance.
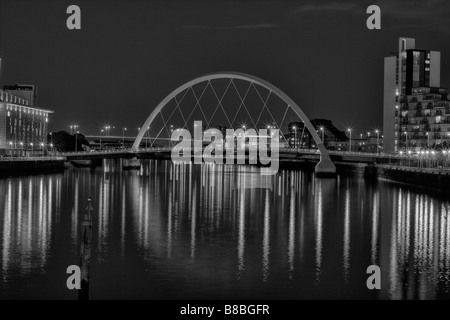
[133,72,336,174]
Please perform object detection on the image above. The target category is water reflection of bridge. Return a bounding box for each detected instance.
[1,160,450,298]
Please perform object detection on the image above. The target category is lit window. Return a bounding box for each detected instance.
[7,111,10,117]
[436,116,442,123]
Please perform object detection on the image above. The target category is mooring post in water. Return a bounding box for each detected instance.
[79,197,93,300]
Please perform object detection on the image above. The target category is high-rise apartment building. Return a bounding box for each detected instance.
[383,38,449,153]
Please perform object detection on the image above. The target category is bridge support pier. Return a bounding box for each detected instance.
[314,144,336,176]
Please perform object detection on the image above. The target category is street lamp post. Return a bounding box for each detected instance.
[293,126,297,149]
[100,129,104,151]
[320,126,325,146]
[19,142,23,157]
[404,131,408,149]
[443,150,448,168]
[30,143,34,157]
[122,127,127,148]
[70,124,79,135]
[375,129,380,154]
[40,143,44,156]
[426,132,430,148]
[347,128,352,152]
[9,141,13,157]
[75,131,79,153]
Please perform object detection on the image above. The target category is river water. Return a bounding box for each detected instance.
[1,160,449,299]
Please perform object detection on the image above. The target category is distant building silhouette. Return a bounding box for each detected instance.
[288,119,347,150]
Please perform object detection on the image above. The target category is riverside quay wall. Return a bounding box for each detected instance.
[336,162,450,194]
[0,157,65,176]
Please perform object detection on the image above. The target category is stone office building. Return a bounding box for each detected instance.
[0,85,53,156]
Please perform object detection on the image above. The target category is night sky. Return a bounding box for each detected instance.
[1,0,449,136]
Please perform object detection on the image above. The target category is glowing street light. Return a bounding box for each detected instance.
[347,128,352,152]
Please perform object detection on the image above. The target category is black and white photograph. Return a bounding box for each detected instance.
[0,0,450,306]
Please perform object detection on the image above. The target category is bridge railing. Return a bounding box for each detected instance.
[60,146,450,169]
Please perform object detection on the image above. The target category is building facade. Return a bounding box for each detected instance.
[383,37,447,153]
[3,84,38,107]
[0,88,53,156]
[399,87,450,150]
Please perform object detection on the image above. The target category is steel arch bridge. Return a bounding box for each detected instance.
[133,72,335,174]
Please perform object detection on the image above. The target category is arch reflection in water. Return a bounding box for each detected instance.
[1,160,450,299]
